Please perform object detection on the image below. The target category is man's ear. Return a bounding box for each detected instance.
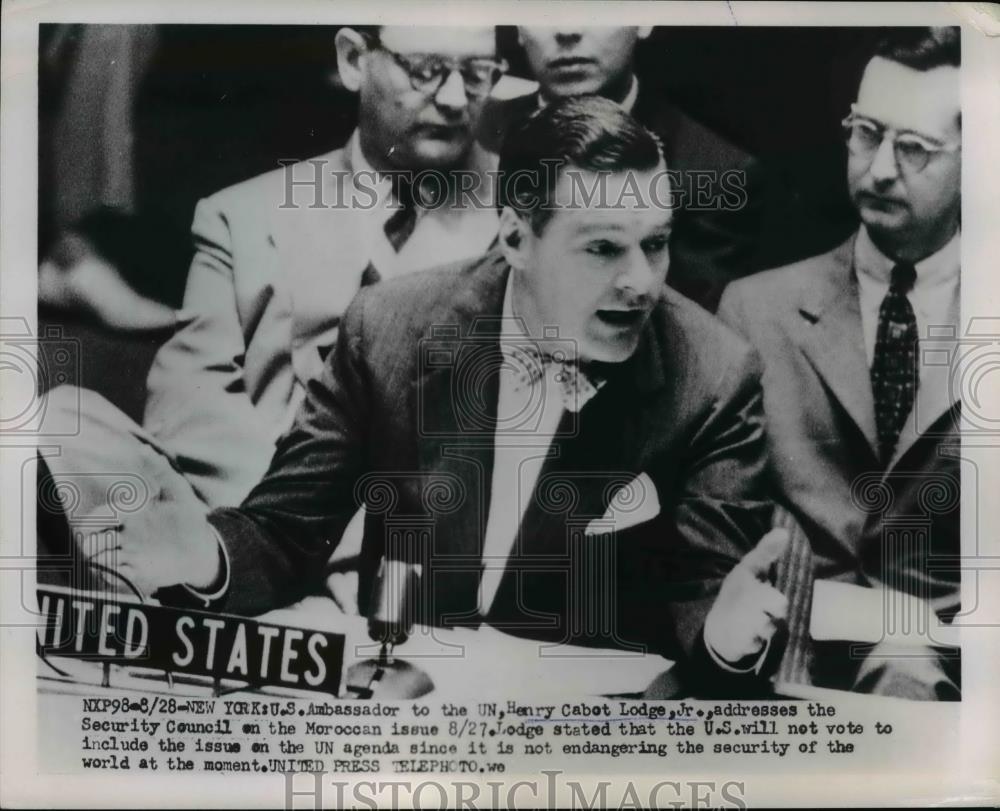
[335,27,368,93]
[498,207,531,270]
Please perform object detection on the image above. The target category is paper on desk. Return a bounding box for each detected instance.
[265,597,674,699]
[809,580,959,648]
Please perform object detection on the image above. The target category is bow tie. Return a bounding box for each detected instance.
[502,342,607,413]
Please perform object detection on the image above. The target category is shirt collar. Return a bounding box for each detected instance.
[349,129,496,212]
[500,272,528,344]
[854,225,960,289]
[349,130,375,178]
[620,75,640,114]
[537,75,639,114]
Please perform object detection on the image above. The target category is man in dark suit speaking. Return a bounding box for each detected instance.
[90,97,789,695]
[478,26,760,313]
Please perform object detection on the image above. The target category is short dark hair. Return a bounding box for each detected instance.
[497,95,664,234]
[874,26,960,71]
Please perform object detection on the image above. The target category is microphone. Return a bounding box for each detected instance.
[367,557,421,663]
[345,557,433,699]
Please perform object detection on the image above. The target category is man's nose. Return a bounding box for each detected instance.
[434,69,469,114]
[553,30,583,47]
[616,250,660,300]
[868,133,900,184]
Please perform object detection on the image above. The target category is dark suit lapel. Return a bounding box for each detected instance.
[793,235,880,459]
[633,89,682,158]
[413,255,509,625]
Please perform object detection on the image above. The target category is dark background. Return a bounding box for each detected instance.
[39,24,889,294]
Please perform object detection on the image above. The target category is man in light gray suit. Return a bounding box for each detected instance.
[40,26,504,594]
[718,28,961,700]
[143,25,502,507]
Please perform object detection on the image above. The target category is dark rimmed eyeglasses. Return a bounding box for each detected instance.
[841,104,960,174]
[361,34,508,99]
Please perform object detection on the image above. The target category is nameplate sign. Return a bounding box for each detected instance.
[36,585,345,696]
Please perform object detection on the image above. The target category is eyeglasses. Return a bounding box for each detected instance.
[362,35,508,99]
[841,105,960,174]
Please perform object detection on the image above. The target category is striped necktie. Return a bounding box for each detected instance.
[360,181,419,287]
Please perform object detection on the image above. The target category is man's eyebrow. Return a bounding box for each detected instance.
[571,223,627,236]
[852,111,949,144]
[570,220,672,239]
[399,51,497,61]
[644,224,673,236]
[640,216,674,234]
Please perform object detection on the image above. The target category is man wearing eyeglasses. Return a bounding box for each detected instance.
[718,28,961,700]
[40,26,505,596]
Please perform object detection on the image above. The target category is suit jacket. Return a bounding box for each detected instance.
[477,88,762,312]
[206,251,774,683]
[718,234,960,622]
[142,141,498,508]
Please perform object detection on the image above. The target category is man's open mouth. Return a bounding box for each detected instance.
[596,309,645,328]
[415,124,467,139]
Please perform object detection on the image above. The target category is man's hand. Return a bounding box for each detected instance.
[84,492,222,597]
[704,528,790,666]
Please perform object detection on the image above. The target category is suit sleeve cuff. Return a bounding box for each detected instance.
[180,526,231,608]
[704,627,771,675]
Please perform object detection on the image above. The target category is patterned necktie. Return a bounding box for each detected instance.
[360,179,419,287]
[870,261,919,465]
[504,343,606,413]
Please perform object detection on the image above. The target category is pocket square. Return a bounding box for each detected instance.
[584,473,661,535]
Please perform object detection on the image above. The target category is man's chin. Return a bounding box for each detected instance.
[859,206,909,236]
[580,334,642,366]
[408,138,472,170]
[545,78,603,99]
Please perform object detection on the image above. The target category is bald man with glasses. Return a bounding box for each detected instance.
[40,27,505,597]
[718,28,962,700]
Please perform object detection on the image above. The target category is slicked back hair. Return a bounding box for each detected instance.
[497,95,664,234]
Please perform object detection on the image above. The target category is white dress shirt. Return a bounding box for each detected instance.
[854,226,961,367]
[348,132,499,281]
[478,279,567,612]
